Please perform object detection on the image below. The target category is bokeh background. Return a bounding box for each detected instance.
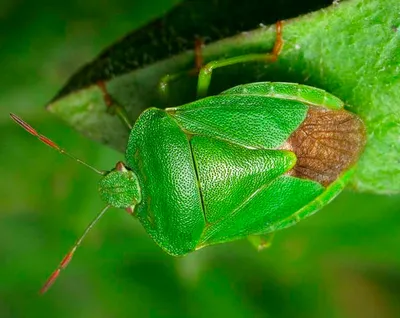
[1,0,400,317]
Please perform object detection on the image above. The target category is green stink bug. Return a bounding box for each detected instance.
[10,81,365,293]
[10,22,365,293]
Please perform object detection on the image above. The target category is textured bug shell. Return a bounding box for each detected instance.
[125,82,365,255]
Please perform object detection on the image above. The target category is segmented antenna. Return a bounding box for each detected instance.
[10,113,105,175]
[40,205,111,294]
[10,113,111,293]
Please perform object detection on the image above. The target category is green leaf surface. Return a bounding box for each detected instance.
[47,0,400,194]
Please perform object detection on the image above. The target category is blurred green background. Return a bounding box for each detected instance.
[2,1,400,317]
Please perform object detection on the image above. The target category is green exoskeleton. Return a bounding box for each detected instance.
[10,22,365,293]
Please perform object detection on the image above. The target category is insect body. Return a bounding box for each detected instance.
[11,81,365,292]
[119,81,365,256]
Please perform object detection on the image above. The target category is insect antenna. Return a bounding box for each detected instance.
[10,113,105,175]
[40,205,111,294]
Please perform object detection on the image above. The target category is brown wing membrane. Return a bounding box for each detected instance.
[281,106,366,186]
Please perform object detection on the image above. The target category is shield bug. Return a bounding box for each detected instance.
[11,22,365,293]
[10,81,365,292]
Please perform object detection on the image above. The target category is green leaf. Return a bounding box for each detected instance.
[47,0,400,194]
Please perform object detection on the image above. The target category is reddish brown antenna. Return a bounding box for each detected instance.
[10,113,111,293]
[10,113,105,175]
[40,205,111,294]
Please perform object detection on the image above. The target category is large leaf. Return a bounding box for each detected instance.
[47,0,400,194]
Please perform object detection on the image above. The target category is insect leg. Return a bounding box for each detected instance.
[247,233,275,251]
[97,81,133,130]
[196,21,283,98]
[158,38,205,104]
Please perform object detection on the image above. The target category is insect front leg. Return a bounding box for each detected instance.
[158,38,205,104]
[196,21,283,98]
[97,81,133,130]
